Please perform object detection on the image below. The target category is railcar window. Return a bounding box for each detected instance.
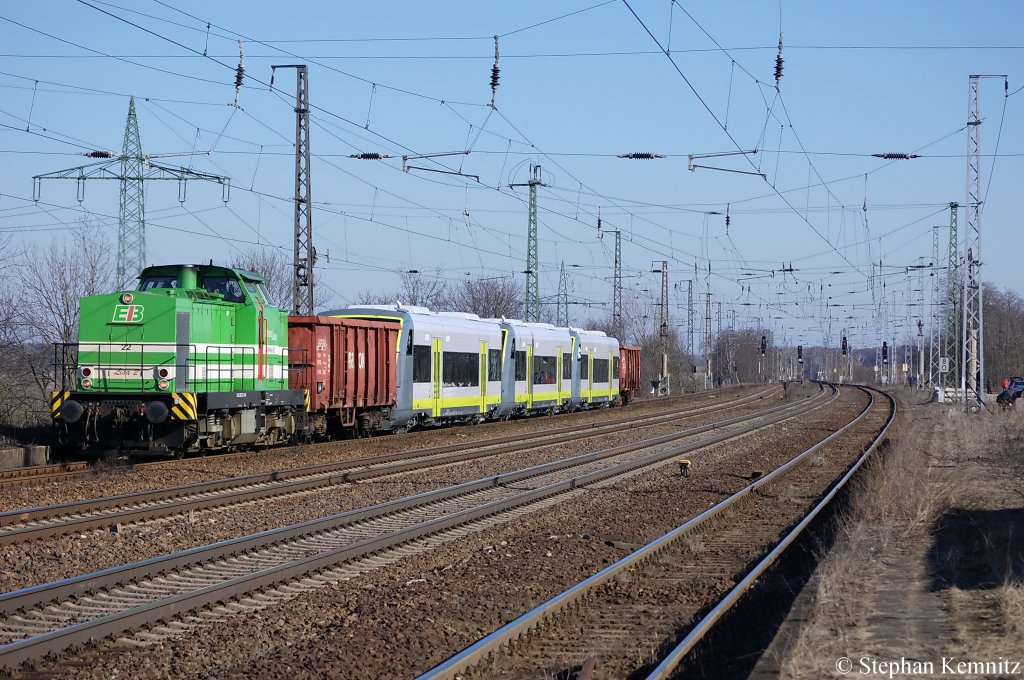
[534,355,557,385]
[580,355,589,380]
[488,349,502,381]
[593,358,610,383]
[514,351,527,381]
[613,357,620,378]
[413,345,431,383]
[562,353,572,381]
[443,351,479,387]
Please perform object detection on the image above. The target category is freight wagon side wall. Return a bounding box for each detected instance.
[619,345,641,399]
[338,320,398,409]
[288,316,398,413]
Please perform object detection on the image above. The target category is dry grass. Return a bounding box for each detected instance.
[997,581,1024,645]
[780,404,983,678]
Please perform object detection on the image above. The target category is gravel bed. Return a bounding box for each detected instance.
[0,388,783,593]
[35,386,872,679]
[0,386,765,514]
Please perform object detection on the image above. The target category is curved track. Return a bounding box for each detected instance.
[419,385,895,680]
[0,385,831,671]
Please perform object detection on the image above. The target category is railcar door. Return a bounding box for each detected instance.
[526,342,534,409]
[432,338,442,417]
[479,341,487,413]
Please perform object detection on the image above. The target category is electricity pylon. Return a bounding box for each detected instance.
[556,261,569,326]
[510,165,545,322]
[32,97,230,288]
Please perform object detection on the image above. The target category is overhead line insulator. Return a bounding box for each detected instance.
[349,153,391,160]
[490,35,500,108]
[870,153,920,160]
[617,152,665,159]
[774,33,784,89]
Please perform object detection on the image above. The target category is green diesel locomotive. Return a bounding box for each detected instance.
[51,263,308,456]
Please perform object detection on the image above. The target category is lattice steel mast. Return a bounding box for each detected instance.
[32,97,230,289]
[961,75,1004,410]
[655,261,670,396]
[943,202,960,390]
[556,261,569,327]
[272,65,315,316]
[929,225,942,387]
[598,214,622,340]
[119,98,144,288]
[686,279,694,362]
[511,165,544,322]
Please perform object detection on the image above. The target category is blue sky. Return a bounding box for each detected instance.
[1,1,1021,350]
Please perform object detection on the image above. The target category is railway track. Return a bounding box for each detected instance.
[0,462,89,487]
[419,385,895,680]
[0,389,742,490]
[0,384,832,671]
[0,387,779,545]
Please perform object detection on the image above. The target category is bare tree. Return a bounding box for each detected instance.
[8,224,114,424]
[393,268,445,309]
[446,277,522,319]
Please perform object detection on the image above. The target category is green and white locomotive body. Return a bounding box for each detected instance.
[52,264,307,456]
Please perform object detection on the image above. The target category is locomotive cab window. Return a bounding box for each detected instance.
[412,345,431,383]
[202,276,246,303]
[243,281,269,305]
[139,275,177,290]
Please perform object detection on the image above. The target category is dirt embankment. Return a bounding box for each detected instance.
[776,391,1024,679]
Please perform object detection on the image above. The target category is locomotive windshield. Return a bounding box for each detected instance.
[139,275,178,290]
[202,276,246,303]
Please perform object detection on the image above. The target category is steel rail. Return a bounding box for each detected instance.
[0,387,769,489]
[0,385,826,617]
[0,387,832,671]
[644,385,896,679]
[0,462,89,487]
[418,384,884,680]
[0,388,778,543]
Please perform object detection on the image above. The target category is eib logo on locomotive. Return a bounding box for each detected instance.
[111,304,145,323]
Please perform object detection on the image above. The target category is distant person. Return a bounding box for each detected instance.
[1004,377,1010,390]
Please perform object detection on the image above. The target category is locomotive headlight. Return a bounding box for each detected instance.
[121,292,134,304]
[157,379,169,391]
[158,368,169,378]
[81,378,93,389]
[80,367,92,378]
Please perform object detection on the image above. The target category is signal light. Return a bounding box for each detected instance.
[797,345,803,364]
[760,335,767,356]
[882,341,889,364]
[841,336,848,355]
